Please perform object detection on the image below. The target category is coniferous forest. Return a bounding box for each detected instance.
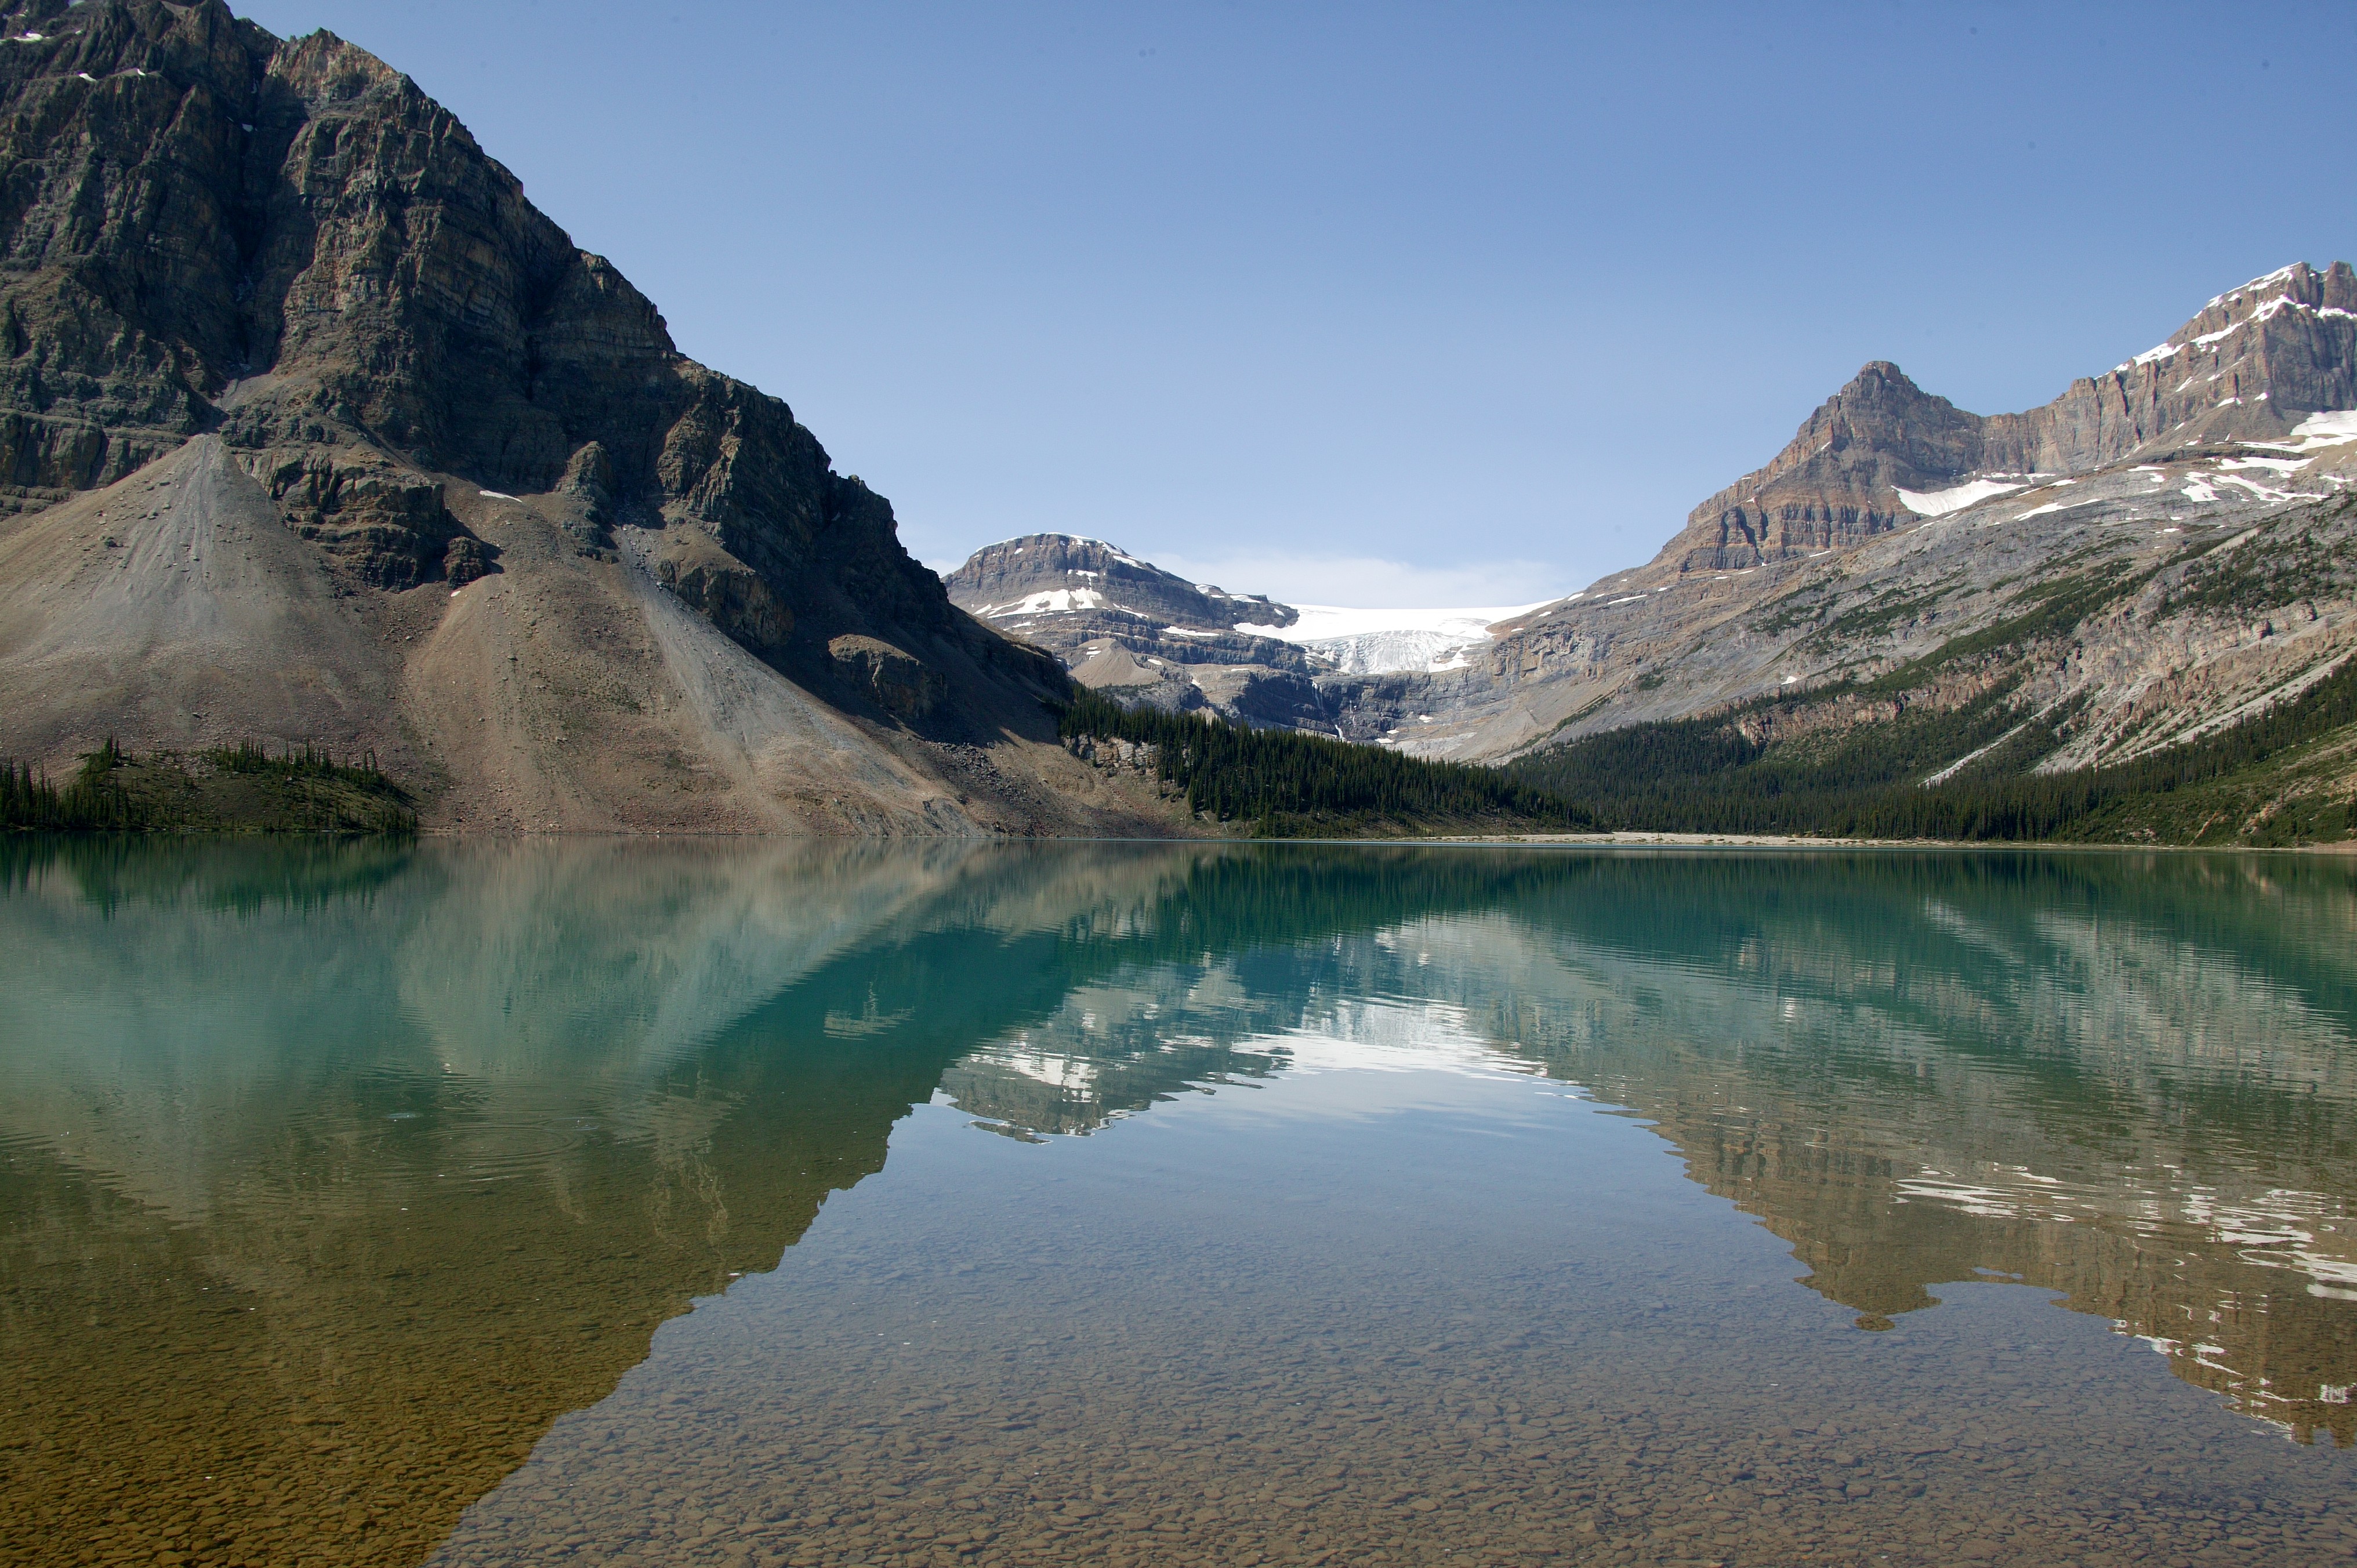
[1056,689,1591,836]
[1061,652,2357,846]
[1506,653,2357,846]
[0,741,418,836]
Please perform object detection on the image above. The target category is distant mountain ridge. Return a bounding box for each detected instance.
[1386,260,2357,770]
[1310,262,2357,841]
[942,533,1328,723]
[944,532,1544,729]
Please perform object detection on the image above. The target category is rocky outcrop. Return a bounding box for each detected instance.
[829,634,947,721]
[243,446,472,589]
[654,540,793,651]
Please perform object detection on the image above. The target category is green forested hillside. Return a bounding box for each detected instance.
[1057,690,1589,836]
[1508,654,2357,846]
[1,742,418,835]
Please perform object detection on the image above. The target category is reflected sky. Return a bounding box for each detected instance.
[2,840,2353,1568]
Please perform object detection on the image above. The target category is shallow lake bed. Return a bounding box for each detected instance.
[3,840,2352,1567]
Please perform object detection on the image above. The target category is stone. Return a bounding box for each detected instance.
[829,635,947,722]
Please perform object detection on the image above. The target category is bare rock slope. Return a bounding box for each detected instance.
[0,0,1167,834]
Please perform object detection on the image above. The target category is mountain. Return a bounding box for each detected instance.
[1663,263,2357,574]
[942,533,1326,723]
[944,531,1543,732]
[0,0,1173,834]
[956,265,2357,841]
[1328,264,2357,821]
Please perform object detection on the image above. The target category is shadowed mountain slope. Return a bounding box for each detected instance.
[0,0,1167,834]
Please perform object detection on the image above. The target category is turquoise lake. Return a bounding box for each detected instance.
[2,840,2354,1567]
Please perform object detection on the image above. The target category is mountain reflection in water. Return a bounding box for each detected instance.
[1,840,2352,1568]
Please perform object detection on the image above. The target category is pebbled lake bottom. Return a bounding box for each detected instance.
[2,839,2352,1568]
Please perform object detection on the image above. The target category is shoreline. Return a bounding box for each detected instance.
[1393,830,2357,854]
[8,826,2355,853]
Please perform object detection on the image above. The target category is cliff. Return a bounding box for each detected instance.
[0,0,1166,834]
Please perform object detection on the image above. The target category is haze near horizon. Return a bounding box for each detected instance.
[241,0,2357,607]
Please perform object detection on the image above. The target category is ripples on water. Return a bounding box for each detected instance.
[1,839,2352,1567]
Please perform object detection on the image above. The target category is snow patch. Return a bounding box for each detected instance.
[2010,498,2104,522]
[1895,477,2025,516]
[2242,409,2357,455]
[2211,472,2323,504]
[982,587,1107,616]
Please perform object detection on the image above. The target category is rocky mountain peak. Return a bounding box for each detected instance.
[0,0,1107,835]
[0,0,967,641]
[2043,260,2357,462]
[945,534,1294,633]
[1659,360,1985,574]
[2136,262,2357,366]
[1644,262,2357,577]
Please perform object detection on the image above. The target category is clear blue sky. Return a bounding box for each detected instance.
[242,1,2357,607]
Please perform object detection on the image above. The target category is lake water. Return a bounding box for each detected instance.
[3,840,2354,1568]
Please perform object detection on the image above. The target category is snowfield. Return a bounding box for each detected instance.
[1235,601,1556,674]
[1895,477,2029,516]
[979,587,1109,617]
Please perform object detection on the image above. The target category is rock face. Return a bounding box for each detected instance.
[0,0,1173,834]
[1663,264,2357,575]
[948,534,1295,636]
[1669,362,1982,572]
[1322,262,2357,781]
[944,532,1335,725]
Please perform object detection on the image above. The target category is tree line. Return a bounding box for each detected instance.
[1,739,418,835]
[1506,654,2357,844]
[1058,689,1590,835]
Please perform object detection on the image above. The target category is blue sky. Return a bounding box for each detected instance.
[243,1,2357,607]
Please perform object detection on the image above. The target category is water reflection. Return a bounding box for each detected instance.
[1,841,2354,1568]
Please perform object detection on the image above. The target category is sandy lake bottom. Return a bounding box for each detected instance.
[3,839,2352,1567]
